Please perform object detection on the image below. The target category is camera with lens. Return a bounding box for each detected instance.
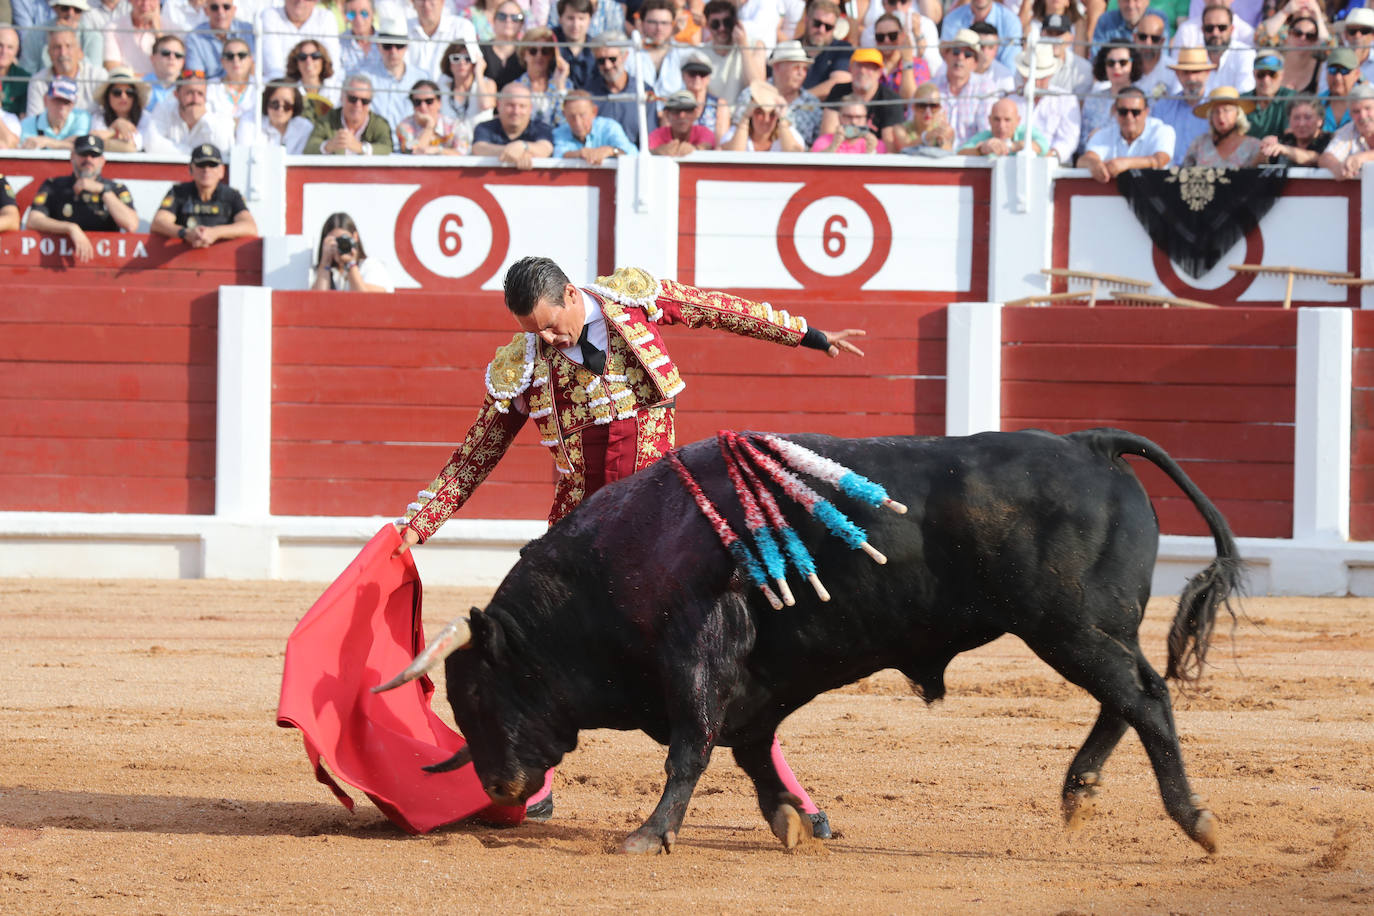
[335,236,354,256]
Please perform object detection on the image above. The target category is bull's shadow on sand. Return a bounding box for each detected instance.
[0,786,1168,864]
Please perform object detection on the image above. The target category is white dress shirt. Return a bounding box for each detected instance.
[257,5,342,81]
[1084,115,1176,161]
[1016,89,1082,163]
[236,114,316,153]
[140,102,235,156]
[405,12,480,85]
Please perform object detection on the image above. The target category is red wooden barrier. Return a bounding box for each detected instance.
[0,285,219,514]
[270,292,945,520]
[1352,312,1374,540]
[1002,307,1297,538]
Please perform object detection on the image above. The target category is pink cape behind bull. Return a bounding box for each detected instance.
[276,524,524,833]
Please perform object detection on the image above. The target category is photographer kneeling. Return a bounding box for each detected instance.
[311,212,395,292]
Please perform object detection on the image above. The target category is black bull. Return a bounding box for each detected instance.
[387,428,1243,854]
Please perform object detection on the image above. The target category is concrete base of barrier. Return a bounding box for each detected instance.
[0,512,542,587]
[5,512,1374,596]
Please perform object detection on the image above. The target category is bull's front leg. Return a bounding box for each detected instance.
[621,726,714,854]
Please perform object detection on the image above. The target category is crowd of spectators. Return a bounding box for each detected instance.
[0,0,1371,178]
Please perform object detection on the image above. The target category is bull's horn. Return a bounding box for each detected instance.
[423,746,472,773]
[370,616,473,694]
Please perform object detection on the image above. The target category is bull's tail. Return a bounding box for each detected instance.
[1070,428,1245,684]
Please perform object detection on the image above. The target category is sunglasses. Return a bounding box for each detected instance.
[875,30,900,41]
[191,161,220,168]
[296,51,323,61]
[1290,28,1317,39]
[948,47,976,58]
[526,46,555,56]
[1348,26,1374,36]
[411,95,438,105]
[267,99,294,110]
[595,55,619,66]
[1106,57,1131,67]
[1255,68,1280,77]
[708,16,734,28]
[108,86,136,97]
[75,150,102,158]
[207,2,233,10]
[1202,23,1229,33]
[914,101,941,109]
[222,50,250,60]
[1133,32,1164,43]
[810,18,835,31]
[381,42,408,51]
[1116,105,1145,116]
[345,93,371,105]
[345,9,370,18]
[180,69,206,80]
[157,48,186,58]
[494,11,524,21]
[1327,64,1352,74]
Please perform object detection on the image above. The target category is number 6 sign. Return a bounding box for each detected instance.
[394,189,510,287]
[776,183,891,288]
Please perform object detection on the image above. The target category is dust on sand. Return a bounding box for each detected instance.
[1,581,1371,914]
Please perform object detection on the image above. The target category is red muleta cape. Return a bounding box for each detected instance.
[276,524,524,832]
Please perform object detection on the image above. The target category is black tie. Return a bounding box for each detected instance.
[577,323,606,375]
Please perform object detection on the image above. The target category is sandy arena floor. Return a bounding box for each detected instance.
[1,578,1371,914]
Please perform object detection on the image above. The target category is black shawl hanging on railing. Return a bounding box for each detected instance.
[1115,166,1289,279]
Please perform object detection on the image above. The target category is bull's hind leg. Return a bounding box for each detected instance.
[733,735,815,849]
[1026,630,1218,854]
[1062,711,1129,830]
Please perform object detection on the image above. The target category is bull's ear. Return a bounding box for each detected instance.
[467,607,507,662]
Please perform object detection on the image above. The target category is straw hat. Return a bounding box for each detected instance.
[1169,47,1218,72]
[1016,42,1061,80]
[96,65,151,110]
[747,79,785,112]
[1192,86,1254,119]
[770,40,811,67]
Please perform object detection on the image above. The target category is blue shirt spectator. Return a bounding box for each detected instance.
[942,1,1023,68]
[1151,96,1209,165]
[1092,4,1171,55]
[553,112,637,157]
[185,16,258,81]
[12,0,55,74]
[21,104,91,142]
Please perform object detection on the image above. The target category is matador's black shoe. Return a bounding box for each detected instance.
[809,810,832,840]
[524,793,554,823]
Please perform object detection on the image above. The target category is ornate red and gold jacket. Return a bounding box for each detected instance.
[402,267,826,537]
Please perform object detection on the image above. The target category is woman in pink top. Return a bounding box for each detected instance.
[812,95,888,152]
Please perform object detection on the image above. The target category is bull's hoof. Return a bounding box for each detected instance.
[1062,772,1100,830]
[621,828,672,855]
[770,803,805,849]
[1189,807,1219,855]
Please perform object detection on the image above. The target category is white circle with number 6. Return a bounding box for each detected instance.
[409,196,494,279]
[790,196,874,278]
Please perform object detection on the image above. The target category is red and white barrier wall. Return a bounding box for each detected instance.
[1,150,1372,592]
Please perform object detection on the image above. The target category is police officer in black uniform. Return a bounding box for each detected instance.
[151,144,258,249]
[25,135,141,262]
[0,175,20,234]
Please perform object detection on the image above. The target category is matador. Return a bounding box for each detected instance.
[392,256,866,834]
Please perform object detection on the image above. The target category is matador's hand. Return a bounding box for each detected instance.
[392,523,421,558]
[819,328,867,358]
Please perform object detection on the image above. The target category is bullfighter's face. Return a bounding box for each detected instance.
[516,284,587,350]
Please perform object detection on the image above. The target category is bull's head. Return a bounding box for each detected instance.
[373,607,568,806]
